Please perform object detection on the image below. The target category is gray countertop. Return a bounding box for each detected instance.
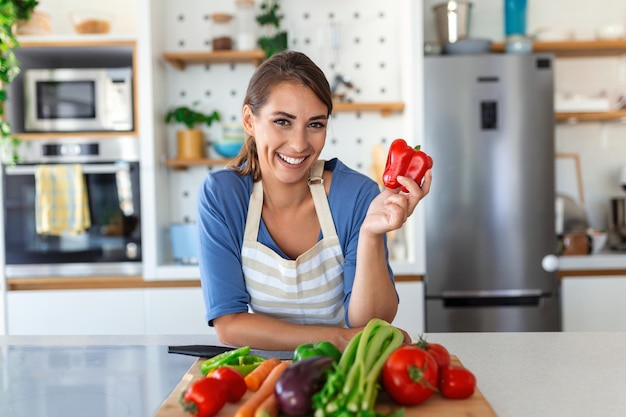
[559,250,626,271]
[1,333,626,417]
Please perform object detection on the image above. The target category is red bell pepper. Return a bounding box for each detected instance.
[382,138,433,192]
[179,377,228,417]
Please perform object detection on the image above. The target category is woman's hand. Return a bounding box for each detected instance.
[362,169,432,236]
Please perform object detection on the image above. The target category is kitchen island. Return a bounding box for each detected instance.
[1,332,625,417]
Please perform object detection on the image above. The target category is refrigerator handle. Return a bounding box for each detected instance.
[542,254,560,272]
[441,289,545,308]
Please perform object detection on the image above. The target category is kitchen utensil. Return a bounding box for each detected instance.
[167,345,294,360]
[533,27,574,41]
[70,10,113,34]
[433,1,473,45]
[561,233,591,256]
[504,0,527,36]
[443,38,492,54]
[505,35,532,54]
[169,223,199,265]
[595,24,625,40]
[556,193,589,235]
[591,231,608,254]
[609,197,626,250]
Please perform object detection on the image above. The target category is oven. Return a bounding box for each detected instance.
[2,138,142,277]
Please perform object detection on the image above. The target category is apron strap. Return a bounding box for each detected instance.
[308,160,339,239]
[244,180,264,241]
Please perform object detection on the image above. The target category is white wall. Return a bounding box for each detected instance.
[35,0,137,35]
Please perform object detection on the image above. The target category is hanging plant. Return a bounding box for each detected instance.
[256,0,287,58]
[0,0,39,164]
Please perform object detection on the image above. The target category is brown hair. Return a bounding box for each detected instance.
[228,50,333,181]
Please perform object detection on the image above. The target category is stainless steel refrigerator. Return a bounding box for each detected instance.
[423,54,560,332]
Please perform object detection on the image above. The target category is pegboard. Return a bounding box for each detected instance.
[163,0,410,224]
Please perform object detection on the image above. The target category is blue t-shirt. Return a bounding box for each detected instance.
[197,158,394,327]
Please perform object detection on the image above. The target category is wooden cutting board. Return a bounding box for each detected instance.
[154,355,497,417]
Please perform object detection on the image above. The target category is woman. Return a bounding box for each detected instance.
[197,50,431,351]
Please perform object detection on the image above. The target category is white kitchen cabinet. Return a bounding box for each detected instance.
[392,281,424,337]
[561,276,626,331]
[144,287,214,335]
[6,286,214,335]
[7,289,145,335]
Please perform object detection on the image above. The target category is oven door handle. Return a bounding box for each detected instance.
[4,163,129,176]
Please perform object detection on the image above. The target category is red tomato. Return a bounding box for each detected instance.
[211,366,247,402]
[416,339,451,370]
[381,345,439,406]
[180,377,227,417]
[439,365,476,399]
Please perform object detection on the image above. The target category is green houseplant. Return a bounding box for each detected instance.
[256,0,287,58]
[0,0,39,164]
[165,103,220,160]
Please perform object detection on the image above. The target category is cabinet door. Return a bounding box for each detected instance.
[144,287,214,335]
[392,281,424,337]
[561,276,626,331]
[7,289,145,335]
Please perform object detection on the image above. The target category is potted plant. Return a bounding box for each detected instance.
[165,103,221,160]
[0,0,39,164]
[256,0,287,58]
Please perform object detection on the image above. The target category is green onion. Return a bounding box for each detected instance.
[313,318,404,417]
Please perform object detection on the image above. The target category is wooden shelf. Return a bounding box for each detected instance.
[491,39,626,57]
[556,110,626,123]
[162,50,266,70]
[15,131,140,140]
[165,157,231,169]
[333,101,405,116]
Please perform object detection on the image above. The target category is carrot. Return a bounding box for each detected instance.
[254,393,279,417]
[244,357,282,391]
[236,361,289,417]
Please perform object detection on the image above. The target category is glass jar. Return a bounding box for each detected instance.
[211,13,233,51]
[235,0,257,50]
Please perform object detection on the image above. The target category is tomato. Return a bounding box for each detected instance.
[381,345,439,406]
[180,377,228,417]
[211,366,247,402]
[416,338,451,371]
[439,365,476,399]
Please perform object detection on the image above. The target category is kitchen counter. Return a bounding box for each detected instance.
[558,250,626,273]
[1,333,626,417]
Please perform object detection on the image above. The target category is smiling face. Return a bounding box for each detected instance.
[242,81,328,186]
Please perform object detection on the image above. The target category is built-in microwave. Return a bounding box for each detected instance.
[23,67,134,133]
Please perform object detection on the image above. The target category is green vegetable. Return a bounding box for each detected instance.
[294,341,342,362]
[199,346,251,376]
[225,354,266,376]
[312,318,405,417]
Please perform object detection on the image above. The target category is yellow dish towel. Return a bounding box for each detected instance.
[35,164,91,235]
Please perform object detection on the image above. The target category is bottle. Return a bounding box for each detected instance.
[212,13,234,51]
[235,0,257,50]
[504,0,527,37]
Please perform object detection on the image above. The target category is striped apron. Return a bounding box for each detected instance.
[242,160,346,326]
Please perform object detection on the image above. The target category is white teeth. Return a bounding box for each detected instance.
[278,154,305,165]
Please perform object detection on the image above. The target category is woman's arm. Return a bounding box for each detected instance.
[348,171,433,327]
[213,312,362,351]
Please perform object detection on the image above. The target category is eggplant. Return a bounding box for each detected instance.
[275,356,335,416]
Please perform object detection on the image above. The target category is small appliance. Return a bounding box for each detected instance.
[607,167,626,250]
[23,67,133,132]
[423,53,560,332]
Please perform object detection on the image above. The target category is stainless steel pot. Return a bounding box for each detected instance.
[433,1,473,45]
